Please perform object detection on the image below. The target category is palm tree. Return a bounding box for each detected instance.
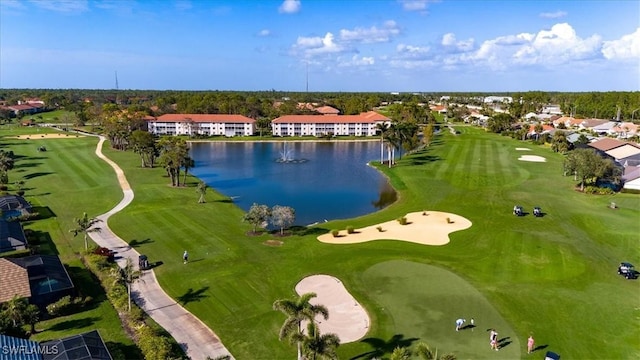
[196,181,208,203]
[111,257,142,312]
[182,155,195,186]
[23,304,40,334]
[291,322,340,360]
[375,122,390,164]
[415,342,437,360]
[390,346,412,360]
[273,292,329,360]
[4,296,27,328]
[70,212,102,251]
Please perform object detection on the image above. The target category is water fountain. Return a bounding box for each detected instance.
[276,142,308,163]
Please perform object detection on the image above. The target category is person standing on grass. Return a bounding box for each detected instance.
[183,250,189,264]
[455,318,465,331]
[490,329,499,351]
[528,335,535,354]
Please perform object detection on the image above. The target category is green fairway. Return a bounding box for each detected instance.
[3,124,639,359]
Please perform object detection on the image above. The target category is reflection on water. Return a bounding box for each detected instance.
[189,141,397,225]
[372,182,398,209]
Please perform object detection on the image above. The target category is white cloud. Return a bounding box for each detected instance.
[258,29,271,37]
[602,28,640,61]
[398,0,435,12]
[540,10,567,19]
[29,0,88,13]
[279,0,301,14]
[294,32,345,56]
[441,33,474,52]
[340,20,400,43]
[396,43,430,58]
[338,55,375,67]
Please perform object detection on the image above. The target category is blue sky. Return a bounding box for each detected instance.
[1,0,639,92]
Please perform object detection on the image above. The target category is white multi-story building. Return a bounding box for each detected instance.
[148,114,256,137]
[271,111,391,137]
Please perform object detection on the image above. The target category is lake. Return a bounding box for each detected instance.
[189,141,396,226]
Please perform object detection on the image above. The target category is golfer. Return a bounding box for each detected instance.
[527,335,535,354]
[183,250,189,264]
[455,318,465,331]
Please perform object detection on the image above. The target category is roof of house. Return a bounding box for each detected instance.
[622,166,640,182]
[272,111,390,124]
[41,330,113,360]
[588,138,628,151]
[605,144,640,160]
[315,105,340,115]
[0,194,32,212]
[153,114,255,124]
[0,334,42,360]
[6,104,36,111]
[0,220,28,253]
[0,258,31,302]
[8,255,74,297]
[580,119,610,128]
[528,124,555,133]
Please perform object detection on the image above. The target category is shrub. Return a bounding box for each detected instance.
[0,185,7,191]
[376,226,383,232]
[346,226,355,234]
[397,217,407,225]
[331,229,339,237]
[46,296,72,317]
[583,186,615,195]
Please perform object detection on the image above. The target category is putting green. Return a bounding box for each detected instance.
[360,260,521,359]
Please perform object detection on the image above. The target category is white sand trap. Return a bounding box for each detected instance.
[10,133,84,139]
[295,275,369,343]
[515,147,531,151]
[318,211,472,246]
[518,155,546,162]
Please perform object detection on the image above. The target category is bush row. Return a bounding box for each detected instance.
[82,254,179,360]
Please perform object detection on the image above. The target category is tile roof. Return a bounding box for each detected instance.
[315,105,340,114]
[588,138,628,151]
[272,111,390,124]
[0,258,31,303]
[154,114,255,123]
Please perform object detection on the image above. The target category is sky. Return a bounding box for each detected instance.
[1,0,639,92]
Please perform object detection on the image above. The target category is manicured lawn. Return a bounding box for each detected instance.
[0,128,140,359]
[3,124,639,359]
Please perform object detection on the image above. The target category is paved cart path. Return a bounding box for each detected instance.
[88,135,233,360]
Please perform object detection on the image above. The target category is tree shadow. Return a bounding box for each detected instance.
[24,230,59,255]
[22,172,53,180]
[48,317,100,331]
[129,238,154,247]
[105,341,144,360]
[351,334,418,360]
[177,286,210,306]
[64,265,107,310]
[30,206,56,219]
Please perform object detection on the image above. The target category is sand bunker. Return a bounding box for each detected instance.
[10,133,84,139]
[515,147,531,151]
[318,211,472,246]
[295,275,369,343]
[518,155,546,162]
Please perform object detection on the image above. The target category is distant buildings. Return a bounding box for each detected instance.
[147,114,256,136]
[271,111,390,137]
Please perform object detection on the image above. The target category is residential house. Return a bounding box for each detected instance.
[0,195,34,217]
[0,330,113,360]
[622,166,640,191]
[41,330,113,360]
[483,96,513,104]
[608,122,638,139]
[271,111,390,137]
[591,121,618,135]
[541,105,563,115]
[147,114,256,137]
[429,105,447,114]
[0,220,28,253]
[0,255,75,307]
[579,119,610,131]
[314,105,340,115]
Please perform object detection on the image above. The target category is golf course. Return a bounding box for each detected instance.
[2,124,639,359]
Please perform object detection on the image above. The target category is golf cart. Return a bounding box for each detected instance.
[513,205,524,216]
[533,207,543,217]
[138,254,150,270]
[617,262,637,279]
[544,351,560,360]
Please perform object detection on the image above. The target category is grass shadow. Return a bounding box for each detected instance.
[24,230,59,255]
[47,316,100,331]
[105,341,144,360]
[22,172,53,180]
[351,334,418,360]
[177,286,210,306]
[30,206,56,219]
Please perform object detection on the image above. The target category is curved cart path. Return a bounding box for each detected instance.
[88,135,233,360]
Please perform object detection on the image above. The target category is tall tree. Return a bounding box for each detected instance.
[158,137,189,186]
[564,148,620,190]
[0,150,15,184]
[273,292,329,360]
[242,203,272,234]
[70,212,102,251]
[129,130,157,168]
[196,181,208,203]
[551,131,570,153]
[23,304,40,334]
[291,322,340,360]
[111,257,143,312]
[390,346,412,360]
[271,205,295,235]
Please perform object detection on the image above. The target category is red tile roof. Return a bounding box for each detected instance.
[315,106,340,115]
[154,114,255,124]
[588,138,627,151]
[0,259,31,303]
[272,111,389,124]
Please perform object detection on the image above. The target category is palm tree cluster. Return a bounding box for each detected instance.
[0,296,40,337]
[157,137,193,187]
[376,121,421,168]
[273,292,340,360]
